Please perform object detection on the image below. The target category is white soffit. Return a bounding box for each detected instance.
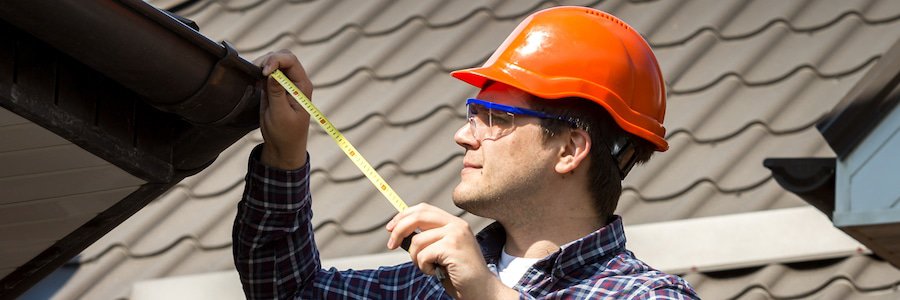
[627,206,868,273]
[0,107,144,278]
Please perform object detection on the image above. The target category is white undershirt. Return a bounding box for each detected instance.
[497,247,542,288]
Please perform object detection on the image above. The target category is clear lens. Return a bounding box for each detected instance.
[467,102,516,140]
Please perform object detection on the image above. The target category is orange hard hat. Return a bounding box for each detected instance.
[451,6,668,151]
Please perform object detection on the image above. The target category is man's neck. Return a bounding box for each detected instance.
[499,202,606,259]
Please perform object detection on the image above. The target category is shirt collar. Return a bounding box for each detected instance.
[476,216,628,278]
[476,222,506,265]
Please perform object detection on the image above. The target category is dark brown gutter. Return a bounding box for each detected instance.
[763,158,836,218]
[0,0,263,174]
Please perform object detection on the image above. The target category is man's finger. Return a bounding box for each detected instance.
[386,203,429,231]
[414,243,446,276]
[387,210,448,249]
[405,228,443,268]
[251,51,273,70]
[261,52,312,98]
[386,212,402,231]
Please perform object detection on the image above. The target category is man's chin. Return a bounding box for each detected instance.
[453,200,491,218]
[452,186,496,218]
[452,185,478,208]
[451,188,471,208]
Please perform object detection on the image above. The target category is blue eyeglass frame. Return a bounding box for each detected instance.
[465,98,579,126]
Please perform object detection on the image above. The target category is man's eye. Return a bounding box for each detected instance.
[490,111,513,124]
[468,105,480,116]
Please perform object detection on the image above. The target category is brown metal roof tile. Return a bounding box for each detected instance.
[308,109,461,181]
[624,126,833,197]
[663,15,897,93]
[666,62,869,142]
[617,180,807,225]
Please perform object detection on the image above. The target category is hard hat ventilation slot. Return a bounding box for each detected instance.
[589,9,632,31]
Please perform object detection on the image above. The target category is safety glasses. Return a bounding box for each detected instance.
[465,98,638,178]
[466,98,577,141]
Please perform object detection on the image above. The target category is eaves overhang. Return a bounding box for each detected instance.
[0,0,263,297]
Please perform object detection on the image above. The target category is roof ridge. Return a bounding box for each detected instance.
[68,240,899,298]
[217,3,900,57]
[311,56,487,88]
[71,210,465,265]
[173,179,244,199]
[652,10,900,49]
[166,115,829,208]
[174,0,316,15]
[313,210,468,236]
[175,152,463,199]
[233,0,606,52]
[304,52,870,139]
[666,114,826,144]
[69,236,231,266]
[670,55,880,95]
[729,272,900,300]
[232,6,900,52]
[181,123,799,200]
[623,175,772,202]
[308,53,876,94]
[181,168,773,206]
[175,0,669,17]
[310,104,464,135]
[310,152,463,183]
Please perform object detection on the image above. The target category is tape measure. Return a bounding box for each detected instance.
[271,69,408,212]
[271,69,447,280]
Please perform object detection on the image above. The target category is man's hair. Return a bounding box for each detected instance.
[529,97,656,220]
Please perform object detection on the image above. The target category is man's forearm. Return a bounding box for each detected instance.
[233,144,318,299]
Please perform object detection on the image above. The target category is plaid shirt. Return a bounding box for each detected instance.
[234,145,699,299]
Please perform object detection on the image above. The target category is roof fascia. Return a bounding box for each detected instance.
[817,39,900,158]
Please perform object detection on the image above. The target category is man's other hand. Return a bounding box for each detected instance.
[386,204,518,299]
[252,50,314,170]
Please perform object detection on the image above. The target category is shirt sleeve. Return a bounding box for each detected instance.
[232,144,449,299]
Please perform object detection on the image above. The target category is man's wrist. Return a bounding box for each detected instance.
[261,144,307,170]
[245,144,311,211]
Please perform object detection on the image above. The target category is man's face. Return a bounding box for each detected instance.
[451,82,561,218]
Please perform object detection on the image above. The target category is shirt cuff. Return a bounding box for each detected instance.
[243,143,311,212]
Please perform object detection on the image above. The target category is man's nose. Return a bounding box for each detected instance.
[454,121,479,150]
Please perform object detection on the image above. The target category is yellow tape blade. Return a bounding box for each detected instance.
[270,70,409,213]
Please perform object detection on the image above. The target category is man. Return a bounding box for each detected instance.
[234,6,699,299]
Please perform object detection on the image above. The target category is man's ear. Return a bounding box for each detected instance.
[555,129,591,174]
